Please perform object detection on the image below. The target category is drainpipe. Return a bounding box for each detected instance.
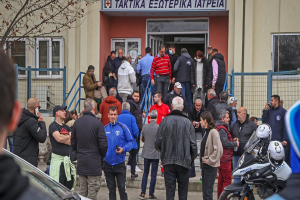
[241,0,246,106]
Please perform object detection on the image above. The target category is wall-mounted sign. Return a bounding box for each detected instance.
[103,0,226,11]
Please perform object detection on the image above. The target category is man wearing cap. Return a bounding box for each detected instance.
[137,47,154,99]
[49,105,76,189]
[163,82,187,112]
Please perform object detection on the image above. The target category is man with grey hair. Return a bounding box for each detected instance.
[216,109,239,198]
[118,55,136,103]
[139,109,160,199]
[71,98,108,200]
[112,49,125,88]
[117,102,139,179]
[188,98,206,137]
[155,96,197,200]
[206,88,219,112]
[174,48,195,112]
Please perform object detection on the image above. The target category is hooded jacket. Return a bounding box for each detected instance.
[209,53,226,86]
[99,96,122,126]
[82,71,98,100]
[0,155,55,200]
[216,120,237,162]
[117,61,136,94]
[104,121,134,166]
[117,110,139,149]
[174,52,195,83]
[155,110,197,169]
[211,100,233,122]
[103,56,113,85]
[232,115,257,156]
[163,90,187,112]
[13,109,47,167]
[126,96,143,130]
[71,112,108,176]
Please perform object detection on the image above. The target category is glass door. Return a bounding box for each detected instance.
[149,36,163,56]
[111,38,141,64]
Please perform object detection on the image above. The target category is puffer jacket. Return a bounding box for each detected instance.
[216,120,237,162]
[232,115,257,156]
[117,110,139,149]
[117,61,136,94]
[211,100,233,121]
[155,110,197,169]
[13,109,47,167]
[100,96,122,126]
[82,71,98,100]
[126,96,143,130]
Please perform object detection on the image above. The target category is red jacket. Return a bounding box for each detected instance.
[150,54,171,79]
[148,103,170,124]
[217,124,234,163]
[100,96,122,126]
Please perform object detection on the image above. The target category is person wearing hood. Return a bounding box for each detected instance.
[174,48,195,112]
[100,87,122,126]
[83,65,108,108]
[14,98,47,167]
[163,82,187,112]
[192,50,208,104]
[216,109,239,198]
[232,107,257,184]
[117,55,136,103]
[167,44,179,92]
[103,51,116,92]
[209,49,226,97]
[132,55,143,92]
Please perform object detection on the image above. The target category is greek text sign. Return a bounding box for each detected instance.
[103,0,226,11]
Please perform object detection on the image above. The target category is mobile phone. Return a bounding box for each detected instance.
[116,145,120,151]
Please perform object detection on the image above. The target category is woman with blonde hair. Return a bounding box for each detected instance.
[199,111,223,200]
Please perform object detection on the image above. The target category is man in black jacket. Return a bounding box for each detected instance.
[0,50,54,200]
[211,91,232,122]
[232,107,257,184]
[155,96,197,200]
[14,98,47,167]
[163,82,187,112]
[168,44,179,92]
[174,48,195,112]
[104,51,116,91]
[209,49,226,97]
[206,89,220,111]
[71,98,108,200]
[188,98,206,138]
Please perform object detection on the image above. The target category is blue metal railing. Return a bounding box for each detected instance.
[140,80,154,124]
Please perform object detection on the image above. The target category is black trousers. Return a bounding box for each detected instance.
[164,164,190,200]
[128,149,138,174]
[215,85,223,98]
[284,140,290,166]
[59,163,74,190]
[103,161,128,200]
[202,163,218,200]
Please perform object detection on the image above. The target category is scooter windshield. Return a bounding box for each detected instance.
[244,131,260,153]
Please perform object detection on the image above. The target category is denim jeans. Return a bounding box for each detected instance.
[5,136,14,153]
[141,158,159,196]
[232,156,241,183]
[141,75,151,101]
[180,82,192,112]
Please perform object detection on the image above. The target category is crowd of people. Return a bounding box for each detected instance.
[2,44,291,200]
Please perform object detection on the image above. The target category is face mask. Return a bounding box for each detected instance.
[169,50,173,55]
[196,59,202,62]
[232,107,236,110]
[138,59,140,63]
[35,107,39,117]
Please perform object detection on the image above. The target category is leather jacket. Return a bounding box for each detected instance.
[155,110,197,169]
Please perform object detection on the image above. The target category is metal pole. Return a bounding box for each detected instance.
[15,64,18,99]
[63,66,67,107]
[241,0,246,106]
[27,66,32,100]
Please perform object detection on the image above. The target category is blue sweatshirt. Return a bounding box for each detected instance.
[117,110,139,149]
[262,105,287,141]
[104,121,133,166]
[111,56,125,76]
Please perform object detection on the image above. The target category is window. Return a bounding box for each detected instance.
[272,34,300,72]
[111,38,141,63]
[35,38,63,78]
[5,39,28,76]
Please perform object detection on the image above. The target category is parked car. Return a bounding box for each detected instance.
[3,149,89,200]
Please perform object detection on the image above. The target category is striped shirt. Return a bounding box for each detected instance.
[150,54,171,79]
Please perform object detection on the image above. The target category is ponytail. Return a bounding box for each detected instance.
[208,121,216,129]
[200,111,215,129]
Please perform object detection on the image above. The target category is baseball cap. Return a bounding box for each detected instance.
[53,105,67,116]
[174,82,182,89]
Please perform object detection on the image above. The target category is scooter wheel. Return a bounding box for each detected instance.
[219,190,255,200]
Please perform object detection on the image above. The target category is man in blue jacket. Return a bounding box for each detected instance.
[262,94,289,164]
[104,105,134,200]
[118,102,139,179]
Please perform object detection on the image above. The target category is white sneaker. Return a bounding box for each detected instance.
[127,165,131,171]
[135,166,142,172]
